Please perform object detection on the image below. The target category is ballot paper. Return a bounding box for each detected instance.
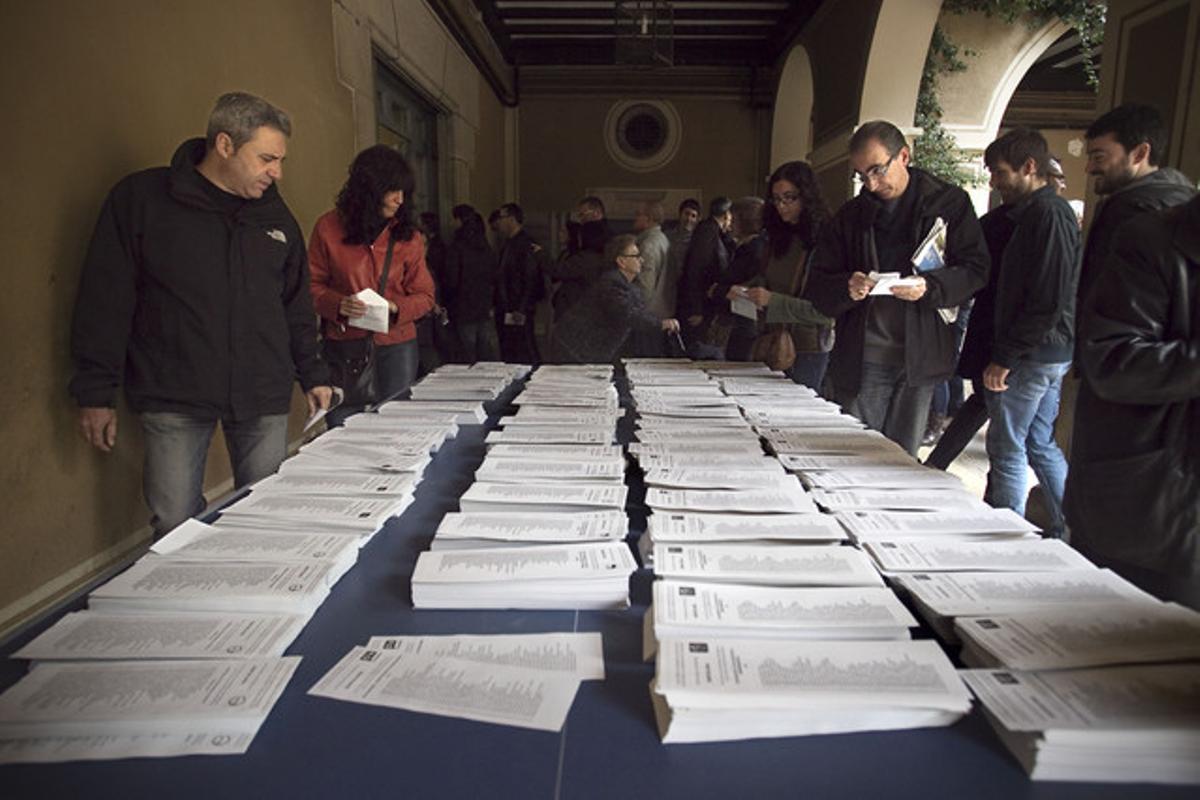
[218,493,403,532]
[961,664,1200,784]
[637,416,753,430]
[12,611,305,662]
[654,543,883,587]
[797,467,965,491]
[868,271,924,295]
[892,569,1155,620]
[485,427,614,445]
[346,287,390,333]
[251,470,417,498]
[646,512,847,544]
[362,633,605,681]
[431,510,627,549]
[308,645,581,732]
[301,434,438,461]
[954,602,1200,670]
[87,560,334,615]
[642,469,798,491]
[635,404,744,419]
[152,520,362,569]
[411,541,637,609]
[645,487,819,514]
[863,538,1095,573]
[502,413,619,427]
[458,482,627,514]
[474,458,625,483]
[279,445,431,474]
[0,657,299,744]
[634,430,762,446]
[764,431,905,456]
[485,443,624,463]
[777,453,914,470]
[629,441,767,458]
[632,453,783,471]
[644,581,917,658]
[811,488,991,513]
[834,508,1039,540]
[377,400,487,424]
[0,729,258,764]
[651,638,971,743]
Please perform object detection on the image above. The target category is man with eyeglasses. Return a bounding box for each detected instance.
[804,120,989,455]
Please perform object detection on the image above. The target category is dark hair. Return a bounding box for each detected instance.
[499,202,524,225]
[419,212,440,237]
[763,160,830,256]
[730,196,764,240]
[1086,103,1168,166]
[679,198,701,215]
[984,128,1051,177]
[487,209,501,225]
[850,120,907,157]
[335,145,416,245]
[452,204,487,249]
[579,195,606,217]
[579,219,608,254]
[605,233,638,266]
[708,196,732,218]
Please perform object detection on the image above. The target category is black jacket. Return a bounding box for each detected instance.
[677,216,731,320]
[804,167,990,396]
[991,185,1080,367]
[1078,167,1195,309]
[548,234,606,317]
[957,204,1015,380]
[495,228,542,317]
[1065,196,1200,576]
[69,138,327,420]
[443,237,497,324]
[552,269,661,364]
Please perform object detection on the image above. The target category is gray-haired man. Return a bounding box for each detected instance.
[70,92,331,536]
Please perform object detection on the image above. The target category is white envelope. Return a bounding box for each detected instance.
[348,288,390,333]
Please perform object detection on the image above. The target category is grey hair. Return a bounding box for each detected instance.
[206,92,292,150]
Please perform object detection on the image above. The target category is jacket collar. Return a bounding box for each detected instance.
[168,137,285,220]
[1006,183,1057,221]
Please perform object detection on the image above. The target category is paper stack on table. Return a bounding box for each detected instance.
[652,543,884,588]
[0,658,299,763]
[411,541,637,610]
[961,664,1200,784]
[309,633,604,732]
[650,638,972,743]
[429,510,628,551]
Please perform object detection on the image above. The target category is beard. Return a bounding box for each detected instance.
[1094,158,1136,195]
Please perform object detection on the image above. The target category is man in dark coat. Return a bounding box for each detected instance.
[676,196,733,358]
[69,92,331,536]
[804,120,989,455]
[493,202,542,364]
[1066,195,1200,608]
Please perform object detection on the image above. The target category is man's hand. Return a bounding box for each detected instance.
[686,315,703,327]
[891,276,927,302]
[660,318,681,334]
[79,407,118,452]
[306,386,334,416]
[848,271,875,302]
[744,287,772,309]
[983,363,1010,392]
[339,296,368,318]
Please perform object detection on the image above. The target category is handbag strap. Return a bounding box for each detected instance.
[378,233,397,295]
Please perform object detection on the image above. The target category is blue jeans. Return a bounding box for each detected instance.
[984,361,1070,536]
[329,339,419,426]
[140,412,289,536]
[787,351,829,393]
[842,361,935,456]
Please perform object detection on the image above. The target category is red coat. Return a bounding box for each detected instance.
[308,210,435,344]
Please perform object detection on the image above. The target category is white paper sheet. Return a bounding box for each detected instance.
[362,633,605,680]
[347,287,390,333]
[653,543,883,587]
[863,538,1095,572]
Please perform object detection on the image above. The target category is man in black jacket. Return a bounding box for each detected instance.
[1066,195,1200,607]
[677,196,734,358]
[1078,103,1195,308]
[805,121,989,455]
[69,92,331,537]
[493,202,543,364]
[981,129,1080,538]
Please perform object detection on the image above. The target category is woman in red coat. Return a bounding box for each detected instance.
[309,146,435,424]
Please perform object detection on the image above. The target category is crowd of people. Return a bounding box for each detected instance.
[69,92,1197,608]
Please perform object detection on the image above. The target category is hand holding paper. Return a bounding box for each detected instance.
[347,288,390,333]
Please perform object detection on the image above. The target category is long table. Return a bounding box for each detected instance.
[0,385,1191,798]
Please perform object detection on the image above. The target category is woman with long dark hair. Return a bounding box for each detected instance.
[309,145,435,423]
[443,203,501,362]
[732,160,834,390]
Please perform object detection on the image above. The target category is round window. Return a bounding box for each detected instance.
[604,100,681,173]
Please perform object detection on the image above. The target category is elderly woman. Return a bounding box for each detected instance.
[309,145,435,424]
[552,234,680,364]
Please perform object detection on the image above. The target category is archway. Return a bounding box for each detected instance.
[769,43,815,170]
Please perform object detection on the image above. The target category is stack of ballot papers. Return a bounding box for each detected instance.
[0,658,299,763]
[309,633,603,732]
[474,456,624,484]
[642,580,917,658]
[429,510,627,550]
[834,508,1040,542]
[638,511,847,565]
[862,538,1095,575]
[653,543,884,588]
[411,542,637,609]
[153,519,362,572]
[408,372,507,401]
[650,638,972,743]
[458,482,627,514]
[954,602,1200,670]
[891,569,1158,642]
[376,398,487,425]
[961,664,1200,784]
[216,492,407,535]
[645,486,818,515]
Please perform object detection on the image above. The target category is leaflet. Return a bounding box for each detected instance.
[218,493,402,531]
[646,487,819,514]
[474,458,625,483]
[485,427,614,445]
[629,442,766,457]
[892,569,1155,618]
[414,541,636,584]
[642,469,798,491]
[362,633,605,680]
[485,444,623,463]
[279,446,431,474]
[434,510,627,543]
[458,482,627,513]
[0,728,256,764]
[152,519,363,564]
[797,468,965,490]
[811,489,990,513]
[252,470,416,497]
[954,602,1200,670]
[646,512,846,544]
[834,508,1038,539]
[632,453,783,472]
[778,453,914,471]
[654,543,883,587]
[308,646,580,732]
[14,611,306,661]
[863,538,1095,572]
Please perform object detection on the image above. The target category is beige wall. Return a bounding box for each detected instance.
[0,0,507,636]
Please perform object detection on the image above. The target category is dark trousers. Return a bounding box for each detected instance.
[925,383,989,470]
